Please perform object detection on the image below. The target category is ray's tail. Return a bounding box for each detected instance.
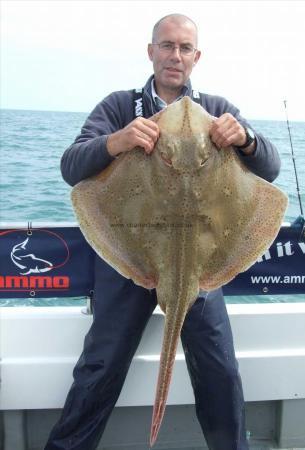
[149,304,188,447]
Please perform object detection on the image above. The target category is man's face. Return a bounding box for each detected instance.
[147,19,201,93]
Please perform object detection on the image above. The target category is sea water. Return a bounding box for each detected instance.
[0,108,304,307]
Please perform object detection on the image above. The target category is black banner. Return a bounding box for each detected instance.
[0,218,304,298]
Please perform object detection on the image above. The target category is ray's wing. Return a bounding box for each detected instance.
[196,148,288,291]
[72,150,152,287]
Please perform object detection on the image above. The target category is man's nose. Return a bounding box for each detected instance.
[170,47,182,60]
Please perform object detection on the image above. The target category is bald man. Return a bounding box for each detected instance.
[45,14,280,450]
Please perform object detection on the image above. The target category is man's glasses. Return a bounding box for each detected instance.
[152,42,197,56]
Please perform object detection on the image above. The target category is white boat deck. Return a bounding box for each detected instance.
[1,302,305,449]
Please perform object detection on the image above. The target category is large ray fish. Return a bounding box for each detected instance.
[71,97,288,446]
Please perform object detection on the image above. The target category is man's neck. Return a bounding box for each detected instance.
[153,82,183,105]
[160,91,182,105]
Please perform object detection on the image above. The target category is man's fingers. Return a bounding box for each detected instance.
[136,136,154,153]
[211,113,241,133]
[213,128,237,147]
[210,113,245,149]
[136,118,160,143]
[128,118,159,153]
[107,117,160,157]
[213,132,239,148]
[136,130,155,152]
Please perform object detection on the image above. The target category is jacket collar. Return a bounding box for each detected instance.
[143,74,193,114]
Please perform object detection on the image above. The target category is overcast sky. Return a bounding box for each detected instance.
[1,0,305,121]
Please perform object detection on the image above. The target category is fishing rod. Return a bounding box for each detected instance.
[283,100,305,240]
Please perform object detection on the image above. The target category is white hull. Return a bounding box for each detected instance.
[1,302,305,449]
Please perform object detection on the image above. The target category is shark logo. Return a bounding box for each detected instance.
[11,237,54,275]
[0,228,71,295]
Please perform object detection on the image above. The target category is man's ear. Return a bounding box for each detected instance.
[147,43,154,61]
[193,50,202,66]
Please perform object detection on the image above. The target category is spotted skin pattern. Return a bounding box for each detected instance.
[71,97,288,447]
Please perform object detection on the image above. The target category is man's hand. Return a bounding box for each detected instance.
[107,117,160,157]
[210,113,255,154]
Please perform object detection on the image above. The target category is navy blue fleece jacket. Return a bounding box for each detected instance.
[61,75,281,187]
